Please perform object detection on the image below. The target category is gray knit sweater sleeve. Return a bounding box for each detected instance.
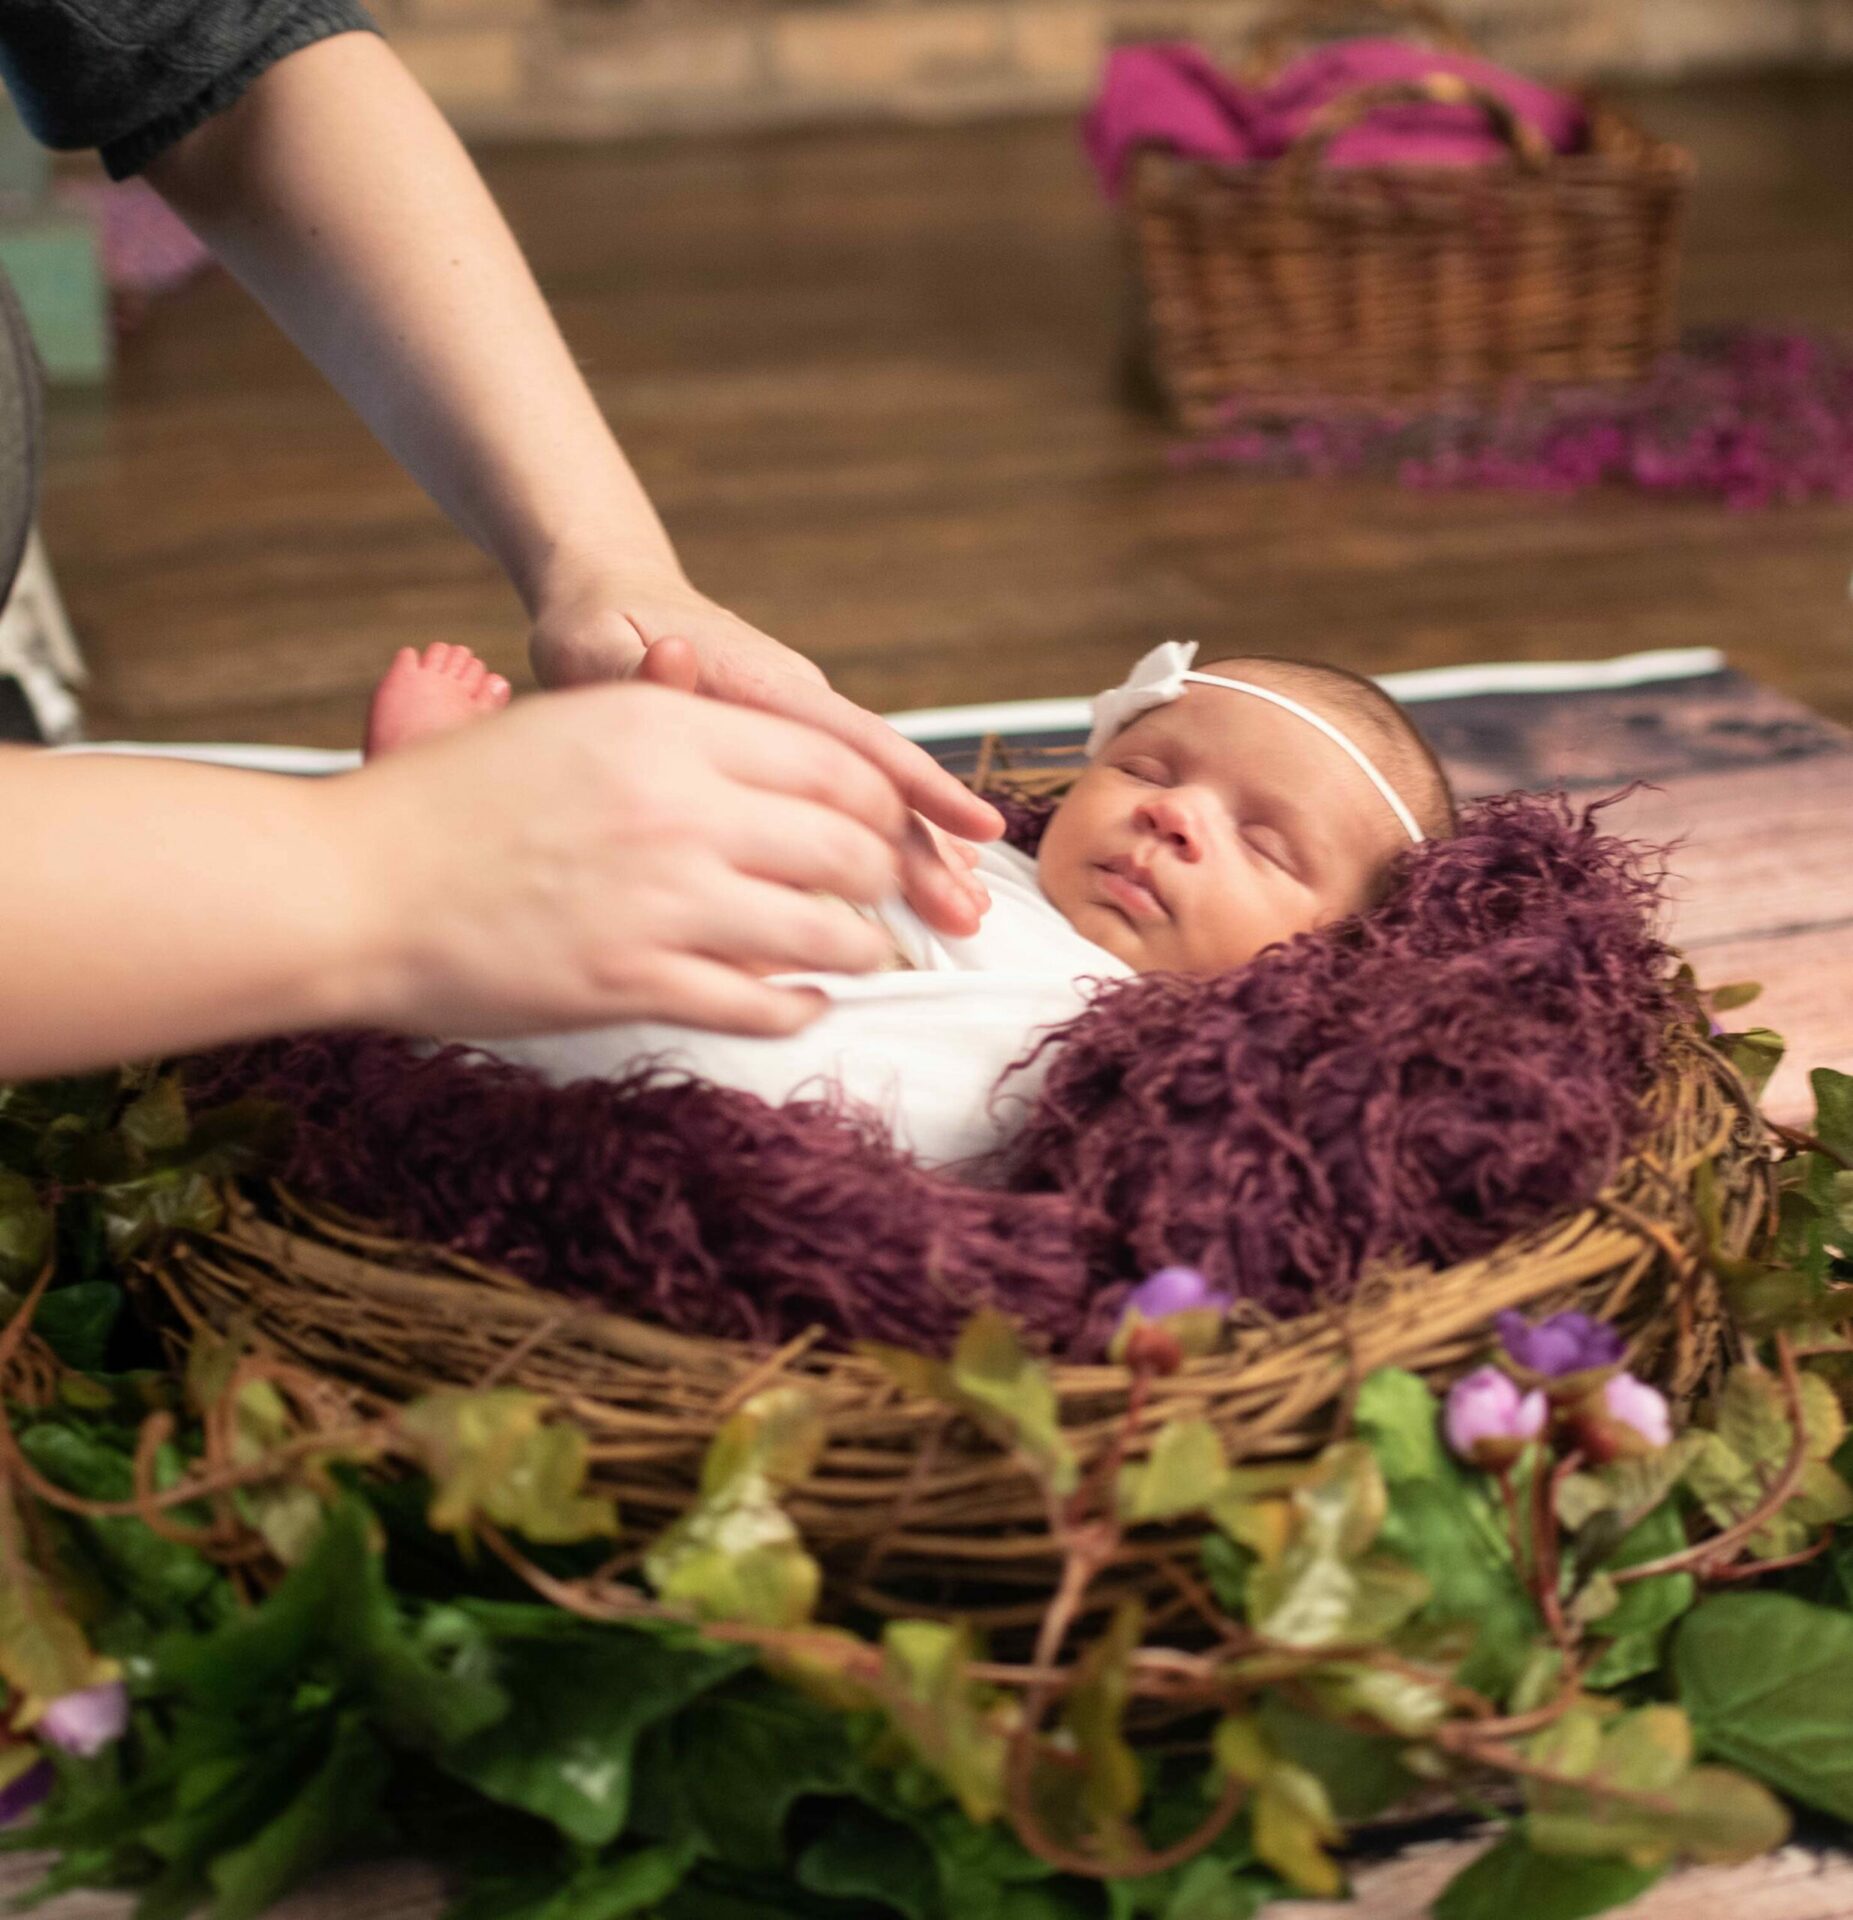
[0,0,381,179]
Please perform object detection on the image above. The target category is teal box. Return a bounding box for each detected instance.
[0,210,110,383]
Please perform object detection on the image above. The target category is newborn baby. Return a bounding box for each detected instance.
[363,641,1455,1167]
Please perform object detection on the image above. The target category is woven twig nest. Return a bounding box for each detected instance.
[139,1020,1768,1628]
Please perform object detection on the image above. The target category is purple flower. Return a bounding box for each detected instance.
[0,1759,53,1828]
[1110,1266,1234,1368]
[1601,1374,1673,1452]
[37,1682,128,1759]
[1122,1267,1233,1324]
[1495,1310,1625,1380]
[1444,1366,1547,1469]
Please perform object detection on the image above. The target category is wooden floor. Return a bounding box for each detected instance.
[41,70,1853,749]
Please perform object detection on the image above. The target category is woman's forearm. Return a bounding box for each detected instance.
[142,30,676,619]
[0,752,370,1078]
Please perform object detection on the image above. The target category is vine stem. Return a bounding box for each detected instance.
[1437,1725,1699,1822]
[1766,1120,1852,1170]
[0,1255,55,1377]
[1612,1331,1810,1585]
[1703,1529,1833,1582]
[1534,1450,1584,1656]
[1002,1728,1248,1881]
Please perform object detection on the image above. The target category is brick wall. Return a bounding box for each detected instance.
[369,0,1853,142]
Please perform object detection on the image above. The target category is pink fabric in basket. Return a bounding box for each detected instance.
[1084,37,1587,196]
[1082,42,1264,192]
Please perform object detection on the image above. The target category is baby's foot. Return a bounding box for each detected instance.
[364,643,512,758]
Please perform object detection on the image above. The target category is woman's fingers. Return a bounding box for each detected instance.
[707,792,905,904]
[697,650,1005,847]
[668,862,896,977]
[630,953,831,1037]
[682,694,913,848]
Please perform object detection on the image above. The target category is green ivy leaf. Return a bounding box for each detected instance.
[1063,1600,1145,1843]
[1432,1833,1661,1920]
[1211,1716,1342,1898]
[872,1313,1077,1496]
[1689,1370,1851,1558]
[656,1679,877,1873]
[1580,1503,1694,1691]
[1707,982,1762,1014]
[1355,1372,1534,1694]
[445,1626,751,1848]
[95,1167,227,1258]
[1117,1420,1227,1525]
[402,1389,618,1547]
[447,1840,703,1920]
[1256,1699,1414,1821]
[1244,1445,1425,1650]
[699,1387,824,1497]
[1206,1463,1302,1566]
[0,1167,53,1286]
[644,1491,820,1631]
[796,1806,940,1920]
[30,1282,123,1372]
[0,1545,115,1716]
[1723,1029,1785,1101]
[1526,1704,1788,1868]
[1714,1367,1843,1470]
[17,1422,221,1623]
[155,1502,508,1753]
[1303,1658,1448,1740]
[1676,1592,1853,1823]
[119,1075,190,1158]
[880,1619,1011,1825]
[948,1311,1077,1497]
[644,1389,825,1629]
[1812,1068,1853,1165]
[1107,1843,1276,1920]
[205,1712,389,1920]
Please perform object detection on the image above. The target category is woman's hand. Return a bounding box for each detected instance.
[330,679,919,1039]
[534,583,999,935]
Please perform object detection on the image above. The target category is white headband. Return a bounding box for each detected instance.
[1086,642,1425,846]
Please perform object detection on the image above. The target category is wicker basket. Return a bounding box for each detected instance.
[140,1020,1769,1632]
[1124,2,1694,429]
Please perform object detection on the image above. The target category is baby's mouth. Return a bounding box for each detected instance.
[1096,857,1168,924]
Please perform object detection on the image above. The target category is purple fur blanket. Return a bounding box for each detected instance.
[195,792,1672,1358]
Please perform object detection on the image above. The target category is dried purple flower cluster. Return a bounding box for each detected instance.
[194,794,1674,1360]
[1178,331,1853,509]
[1445,1310,1672,1470]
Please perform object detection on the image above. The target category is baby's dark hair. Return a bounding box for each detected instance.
[1198,652,1459,844]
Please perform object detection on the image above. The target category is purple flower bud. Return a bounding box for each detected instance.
[1121,1267,1232,1324]
[1602,1374,1672,1452]
[0,1759,53,1828]
[37,1682,128,1759]
[1495,1310,1625,1380]
[1444,1366,1547,1469]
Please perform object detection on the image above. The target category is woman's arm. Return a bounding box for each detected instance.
[0,748,381,1077]
[140,29,675,630]
[141,31,999,926]
[0,682,919,1079]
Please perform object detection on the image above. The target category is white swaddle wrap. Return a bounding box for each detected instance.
[479,840,1131,1169]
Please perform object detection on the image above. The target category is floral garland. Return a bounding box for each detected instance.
[2,989,1851,1920]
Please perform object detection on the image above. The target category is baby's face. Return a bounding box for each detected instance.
[1037,679,1406,973]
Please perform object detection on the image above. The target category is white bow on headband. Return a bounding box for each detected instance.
[1086,642,1425,846]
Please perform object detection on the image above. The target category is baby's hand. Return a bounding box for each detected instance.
[904,815,990,932]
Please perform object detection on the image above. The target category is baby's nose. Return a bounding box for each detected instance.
[1138,789,1208,859]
